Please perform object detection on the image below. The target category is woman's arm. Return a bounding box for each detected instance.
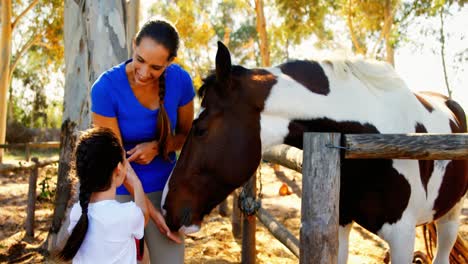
[167,100,194,152]
[92,113,123,143]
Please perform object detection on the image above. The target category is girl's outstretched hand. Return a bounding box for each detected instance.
[147,204,182,244]
[124,160,140,186]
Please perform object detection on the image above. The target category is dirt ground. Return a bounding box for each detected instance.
[0,161,467,263]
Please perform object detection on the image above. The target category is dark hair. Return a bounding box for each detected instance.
[58,127,124,261]
[135,19,179,160]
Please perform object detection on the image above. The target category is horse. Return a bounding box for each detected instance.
[161,42,468,264]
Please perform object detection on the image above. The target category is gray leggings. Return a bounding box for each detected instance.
[117,191,184,264]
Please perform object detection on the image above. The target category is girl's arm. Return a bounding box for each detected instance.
[122,177,182,243]
[124,161,149,225]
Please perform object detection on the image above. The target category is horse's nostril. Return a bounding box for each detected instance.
[180,207,193,227]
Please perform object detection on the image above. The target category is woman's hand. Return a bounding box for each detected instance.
[127,141,159,164]
[147,202,183,244]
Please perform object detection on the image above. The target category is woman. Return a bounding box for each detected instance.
[91,19,194,263]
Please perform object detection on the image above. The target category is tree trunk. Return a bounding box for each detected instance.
[126,0,139,57]
[254,0,270,67]
[0,0,12,163]
[439,6,452,99]
[45,0,128,252]
[383,0,395,66]
[347,0,366,55]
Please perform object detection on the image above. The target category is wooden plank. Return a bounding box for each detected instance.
[301,133,340,264]
[344,133,468,160]
[0,141,60,149]
[263,144,302,173]
[29,142,60,149]
[257,207,299,258]
[0,158,58,173]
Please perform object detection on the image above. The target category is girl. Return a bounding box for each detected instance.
[58,127,149,263]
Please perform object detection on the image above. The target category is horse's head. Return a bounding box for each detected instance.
[162,42,276,233]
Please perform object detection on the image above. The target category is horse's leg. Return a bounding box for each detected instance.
[338,223,353,264]
[432,199,463,264]
[379,218,416,264]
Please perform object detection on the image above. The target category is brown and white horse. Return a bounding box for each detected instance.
[162,42,467,264]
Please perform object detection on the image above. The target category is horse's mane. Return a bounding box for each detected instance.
[321,57,408,92]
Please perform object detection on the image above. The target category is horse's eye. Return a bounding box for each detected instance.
[193,126,207,137]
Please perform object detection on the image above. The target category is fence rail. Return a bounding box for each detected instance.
[0,141,60,161]
[344,134,468,160]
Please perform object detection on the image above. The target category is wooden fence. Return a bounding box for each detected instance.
[0,141,60,161]
[238,133,468,264]
[0,157,59,239]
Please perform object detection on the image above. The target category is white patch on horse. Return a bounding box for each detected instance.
[390,159,449,225]
[415,93,457,132]
[161,171,173,216]
[425,160,451,218]
[195,107,205,119]
[180,224,200,235]
[378,217,416,264]
[324,58,407,93]
[338,224,353,264]
[259,114,291,153]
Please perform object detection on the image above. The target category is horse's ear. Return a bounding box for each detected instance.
[216,41,231,83]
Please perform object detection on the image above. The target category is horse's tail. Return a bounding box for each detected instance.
[445,98,467,132]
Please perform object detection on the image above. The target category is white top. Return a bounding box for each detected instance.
[68,200,144,264]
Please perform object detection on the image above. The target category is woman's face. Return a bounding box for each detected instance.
[132,37,173,86]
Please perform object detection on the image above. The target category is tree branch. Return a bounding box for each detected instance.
[11,0,40,31]
[347,0,366,55]
[439,6,451,98]
[370,3,394,58]
[34,41,53,50]
[9,34,40,77]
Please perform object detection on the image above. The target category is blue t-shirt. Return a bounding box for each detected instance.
[91,60,195,194]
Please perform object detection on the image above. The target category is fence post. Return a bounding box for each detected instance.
[232,189,242,239]
[300,133,340,264]
[25,143,31,161]
[241,174,257,264]
[25,157,40,238]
